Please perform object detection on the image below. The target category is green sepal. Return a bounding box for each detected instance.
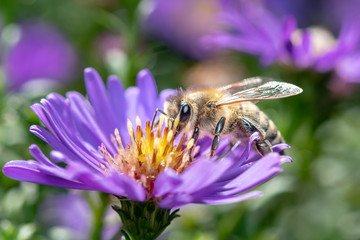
[112,196,180,240]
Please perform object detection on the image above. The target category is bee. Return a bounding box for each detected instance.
[151,78,303,157]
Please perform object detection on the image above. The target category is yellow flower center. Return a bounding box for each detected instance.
[98,116,194,191]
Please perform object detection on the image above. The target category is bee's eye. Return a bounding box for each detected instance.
[180,104,191,122]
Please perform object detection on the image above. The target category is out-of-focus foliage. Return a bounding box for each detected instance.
[1,0,360,239]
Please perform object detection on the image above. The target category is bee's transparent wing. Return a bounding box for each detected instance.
[216,81,303,106]
[217,77,273,93]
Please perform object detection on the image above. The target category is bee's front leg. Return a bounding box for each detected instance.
[151,108,168,129]
[189,126,199,161]
[210,117,226,157]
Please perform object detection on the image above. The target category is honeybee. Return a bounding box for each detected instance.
[152,78,303,157]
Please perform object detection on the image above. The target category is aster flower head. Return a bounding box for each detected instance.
[3,67,291,238]
[202,0,285,65]
[203,0,360,84]
[3,67,290,207]
[2,20,77,91]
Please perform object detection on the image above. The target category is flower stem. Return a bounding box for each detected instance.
[88,192,108,240]
[112,197,180,240]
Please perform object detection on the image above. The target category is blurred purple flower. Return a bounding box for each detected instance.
[323,0,360,31]
[203,0,360,83]
[39,192,120,240]
[203,0,286,65]
[3,20,77,91]
[3,67,291,209]
[143,0,220,59]
[262,0,315,27]
[94,31,126,59]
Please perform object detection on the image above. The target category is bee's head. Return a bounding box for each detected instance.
[164,96,192,133]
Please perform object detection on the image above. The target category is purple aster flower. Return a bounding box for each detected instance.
[203,0,360,84]
[262,0,315,27]
[283,19,360,72]
[3,20,77,91]
[39,192,120,240]
[202,0,286,65]
[142,0,220,59]
[2,67,291,238]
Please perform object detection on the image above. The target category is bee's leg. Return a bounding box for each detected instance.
[210,117,226,157]
[255,139,272,156]
[240,118,272,156]
[216,140,241,161]
[189,127,199,161]
[151,108,167,129]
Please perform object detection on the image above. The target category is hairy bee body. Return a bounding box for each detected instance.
[159,78,302,156]
[166,89,283,155]
[228,102,284,155]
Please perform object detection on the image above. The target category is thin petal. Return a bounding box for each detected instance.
[201,191,263,205]
[3,161,93,190]
[30,125,81,163]
[157,89,177,109]
[137,69,157,112]
[84,68,118,140]
[107,76,127,119]
[29,144,57,167]
[30,103,55,134]
[39,98,104,169]
[224,153,286,195]
[66,91,115,155]
[152,168,183,198]
[107,75,129,143]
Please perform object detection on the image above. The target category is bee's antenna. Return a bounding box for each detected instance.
[177,87,184,95]
[151,108,168,130]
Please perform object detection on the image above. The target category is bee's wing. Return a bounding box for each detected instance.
[217,77,273,94]
[216,81,303,106]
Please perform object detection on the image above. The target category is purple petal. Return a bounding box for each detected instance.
[84,68,118,141]
[154,158,234,208]
[31,103,55,134]
[137,69,158,115]
[3,160,93,190]
[29,125,81,162]
[29,144,57,167]
[107,75,130,142]
[124,87,141,123]
[39,98,103,169]
[107,75,126,121]
[224,153,286,195]
[157,89,177,109]
[152,168,183,197]
[336,53,360,82]
[201,191,263,205]
[107,169,146,201]
[66,91,114,154]
[272,143,291,153]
